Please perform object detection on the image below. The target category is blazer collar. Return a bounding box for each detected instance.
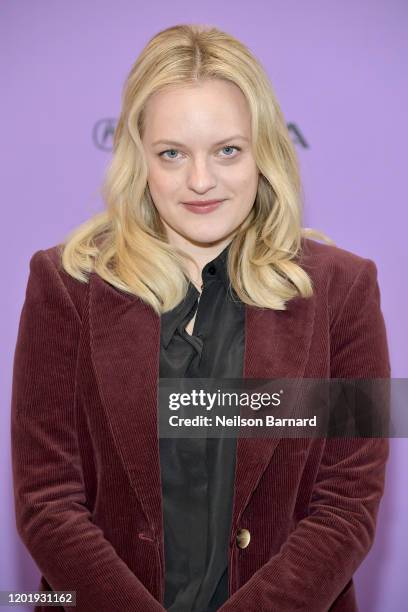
[89,269,316,544]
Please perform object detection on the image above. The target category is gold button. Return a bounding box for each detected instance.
[236,528,251,549]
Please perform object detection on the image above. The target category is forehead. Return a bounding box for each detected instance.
[142,79,252,141]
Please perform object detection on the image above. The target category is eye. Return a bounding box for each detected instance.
[220,145,241,157]
[158,149,181,160]
[157,145,241,161]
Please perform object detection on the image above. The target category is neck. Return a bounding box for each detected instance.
[164,228,234,287]
[187,243,230,288]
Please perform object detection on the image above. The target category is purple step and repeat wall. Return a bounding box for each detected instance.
[2,1,407,610]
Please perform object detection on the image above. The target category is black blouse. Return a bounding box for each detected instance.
[159,241,245,611]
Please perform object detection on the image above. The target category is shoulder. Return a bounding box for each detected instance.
[299,237,379,293]
[300,236,374,274]
[26,244,88,321]
[298,238,385,336]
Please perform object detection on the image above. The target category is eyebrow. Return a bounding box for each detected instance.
[151,135,250,147]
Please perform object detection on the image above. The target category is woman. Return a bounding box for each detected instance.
[11,24,390,612]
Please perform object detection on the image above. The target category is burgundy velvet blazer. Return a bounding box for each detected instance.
[11,237,390,612]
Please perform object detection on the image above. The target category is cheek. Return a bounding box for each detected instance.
[229,171,259,203]
[225,161,258,186]
[148,169,181,197]
[231,171,259,215]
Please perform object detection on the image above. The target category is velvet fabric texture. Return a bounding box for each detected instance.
[11,237,391,611]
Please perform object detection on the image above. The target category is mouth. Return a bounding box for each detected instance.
[181,199,226,214]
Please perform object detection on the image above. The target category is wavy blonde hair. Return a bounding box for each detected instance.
[60,23,334,314]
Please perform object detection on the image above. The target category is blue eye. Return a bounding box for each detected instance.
[158,145,241,161]
[159,149,180,160]
[221,145,240,156]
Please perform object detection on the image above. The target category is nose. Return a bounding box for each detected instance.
[186,157,217,193]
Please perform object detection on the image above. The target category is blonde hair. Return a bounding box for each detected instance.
[60,23,334,314]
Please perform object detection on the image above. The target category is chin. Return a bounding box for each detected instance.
[181,228,235,245]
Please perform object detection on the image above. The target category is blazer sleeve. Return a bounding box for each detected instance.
[218,258,391,612]
[11,250,165,612]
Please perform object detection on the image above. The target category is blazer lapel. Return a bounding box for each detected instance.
[232,294,316,529]
[89,273,163,533]
[89,272,316,538]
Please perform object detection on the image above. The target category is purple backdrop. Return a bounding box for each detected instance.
[2,1,407,610]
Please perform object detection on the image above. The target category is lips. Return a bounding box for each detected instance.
[182,200,224,206]
[181,200,225,214]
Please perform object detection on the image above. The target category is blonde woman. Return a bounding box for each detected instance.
[11,24,390,612]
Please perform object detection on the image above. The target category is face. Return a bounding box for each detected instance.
[141,78,260,251]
